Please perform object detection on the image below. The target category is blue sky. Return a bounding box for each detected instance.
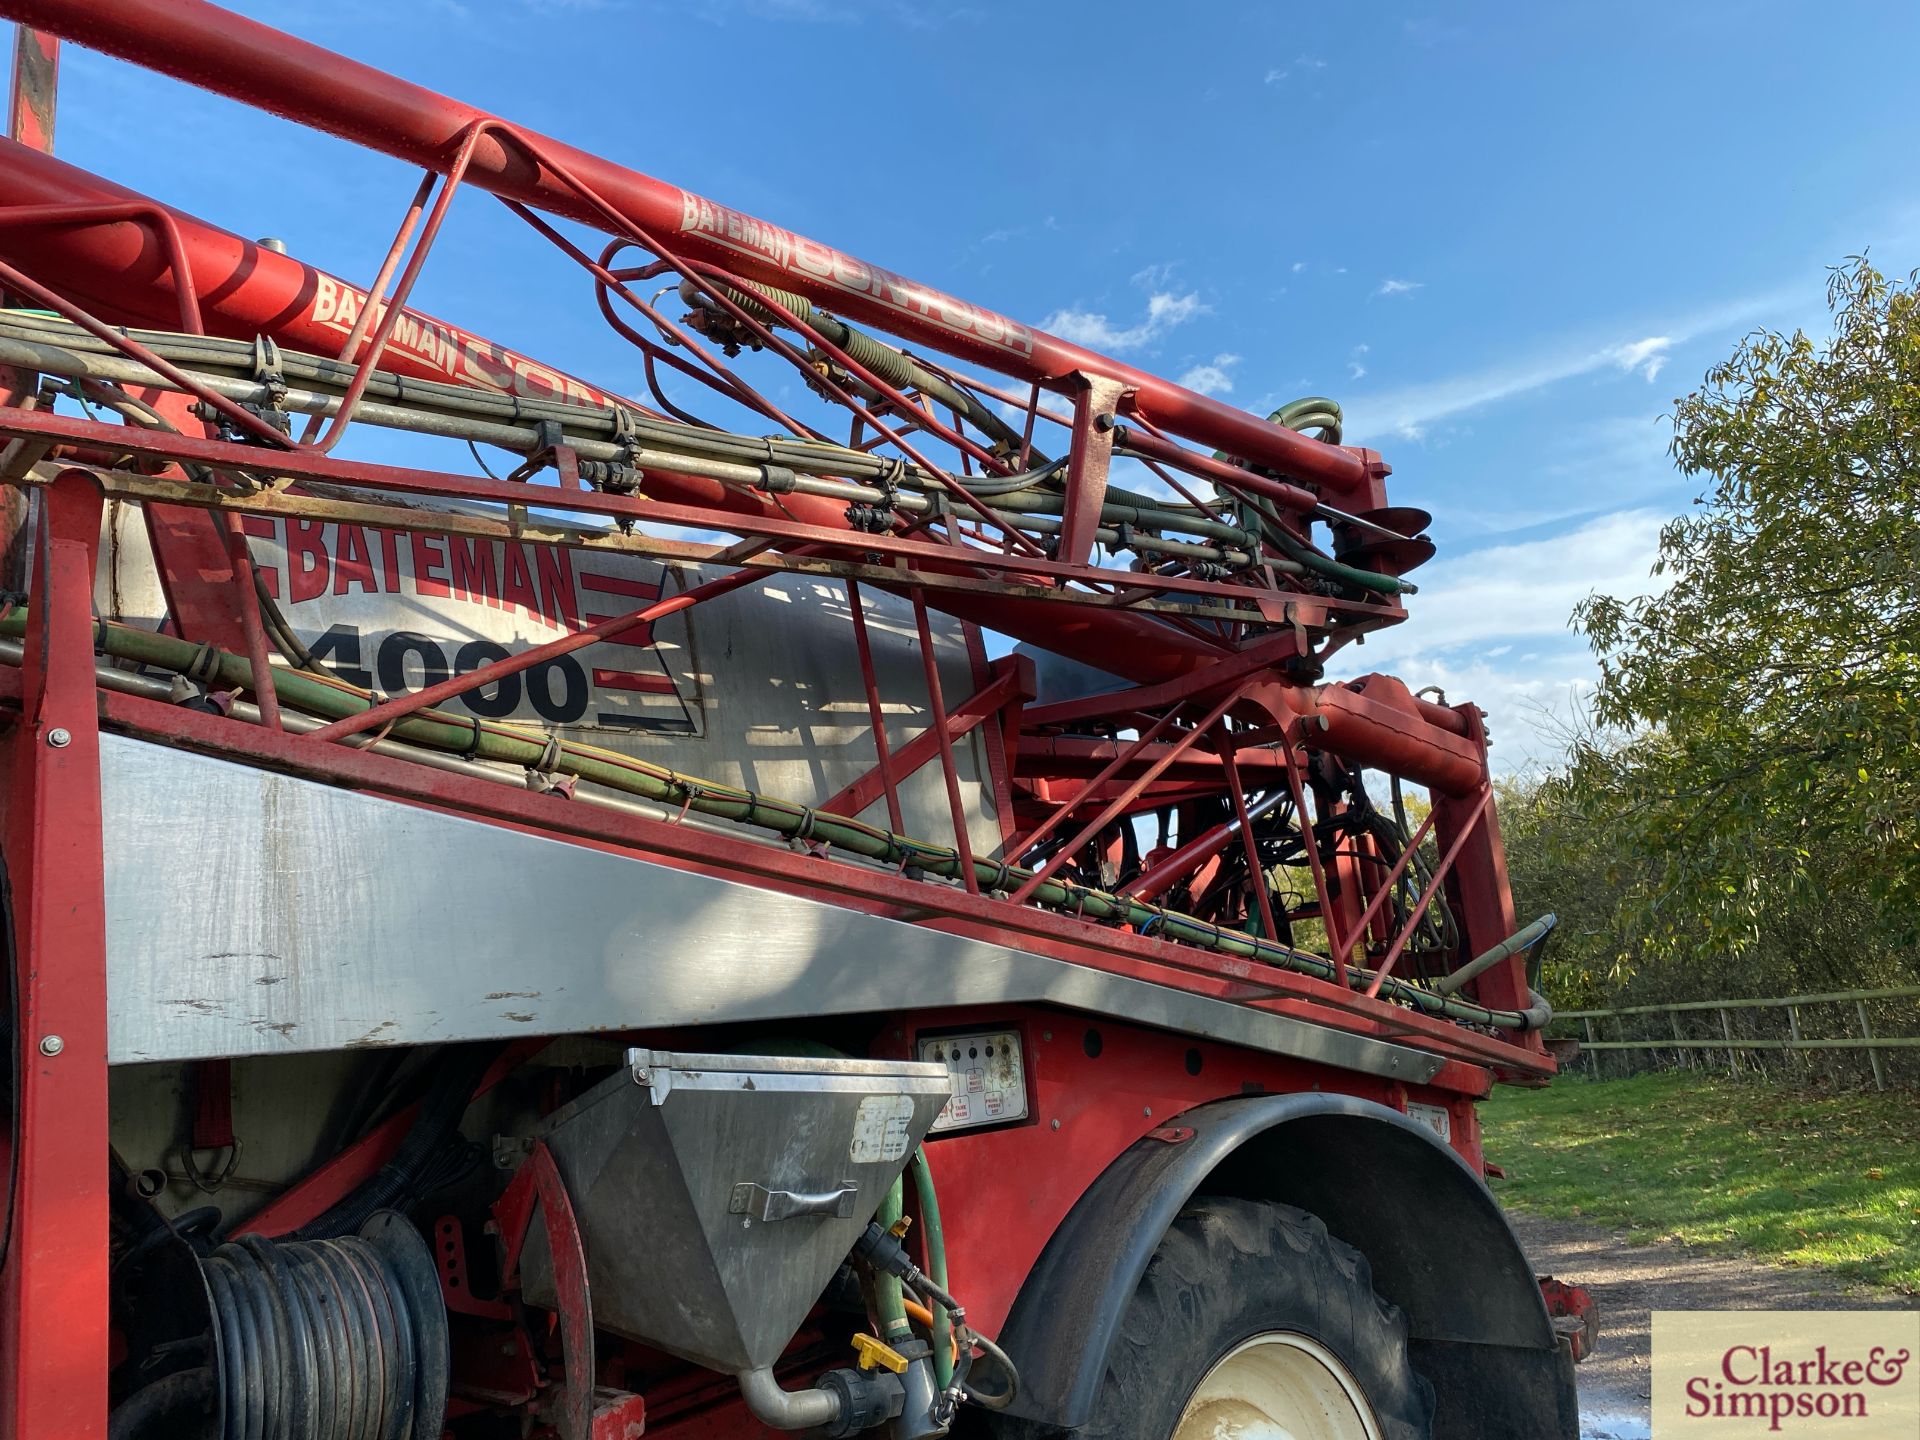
[32,1,1920,769]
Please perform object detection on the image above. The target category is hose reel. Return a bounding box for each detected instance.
[112,1209,449,1440]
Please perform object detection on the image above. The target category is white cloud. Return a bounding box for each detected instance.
[1362,509,1667,668]
[1344,287,1791,442]
[1291,260,1307,274]
[1265,54,1328,83]
[1178,353,1241,395]
[1375,278,1423,297]
[1348,362,1368,380]
[1042,290,1207,352]
[1373,653,1598,775]
[1346,509,1670,769]
[1606,335,1671,382]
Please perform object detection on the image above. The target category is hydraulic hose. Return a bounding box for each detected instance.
[0,323,1263,565]
[295,1043,495,1240]
[1268,397,1342,443]
[1202,395,1411,597]
[907,1150,953,1388]
[678,277,1036,459]
[0,613,1540,1032]
[107,1369,213,1440]
[1267,523,1411,598]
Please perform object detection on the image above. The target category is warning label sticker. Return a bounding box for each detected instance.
[849,1094,916,1164]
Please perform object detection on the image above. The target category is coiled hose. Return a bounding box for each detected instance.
[172,1213,447,1440]
[108,1369,213,1440]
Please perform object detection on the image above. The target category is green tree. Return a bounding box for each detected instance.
[1495,767,1627,1009]
[1571,258,1920,983]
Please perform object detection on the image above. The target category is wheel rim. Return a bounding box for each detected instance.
[1173,1332,1383,1440]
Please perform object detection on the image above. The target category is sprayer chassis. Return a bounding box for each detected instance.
[0,5,1578,1437]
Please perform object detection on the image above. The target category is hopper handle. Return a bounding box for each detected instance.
[729,1181,860,1222]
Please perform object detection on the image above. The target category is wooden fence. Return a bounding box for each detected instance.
[1556,984,1920,1090]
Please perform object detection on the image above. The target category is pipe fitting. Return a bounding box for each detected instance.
[736,1366,843,1431]
[818,1367,906,1438]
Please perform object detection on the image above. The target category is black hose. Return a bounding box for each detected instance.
[961,1334,1020,1411]
[677,277,1038,459]
[200,1219,446,1440]
[251,572,318,672]
[294,1043,495,1241]
[108,1367,214,1440]
[118,1204,224,1275]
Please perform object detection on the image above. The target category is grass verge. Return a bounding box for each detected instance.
[1481,1071,1920,1294]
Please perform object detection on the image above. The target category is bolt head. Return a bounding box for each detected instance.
[38,1035,63,1057]
[46,728,71,748]
[1050,1118,1061,1131]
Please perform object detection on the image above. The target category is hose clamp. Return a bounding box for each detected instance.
[185,641,222,684]
[531,733,564,774]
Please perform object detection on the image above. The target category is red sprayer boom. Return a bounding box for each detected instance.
[0,6,1580,1438]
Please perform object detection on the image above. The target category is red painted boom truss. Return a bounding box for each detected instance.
[0,5,1553,1435]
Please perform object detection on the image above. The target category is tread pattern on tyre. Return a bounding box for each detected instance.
[1085,1196,1435,1440]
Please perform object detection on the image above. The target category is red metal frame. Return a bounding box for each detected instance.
[883,1006,1490,1340]
[0,471,109,1439]
[4,27,54,156]
[491,1141,599,1440]
[0,8,1556,1433]
[0,0,1388,502]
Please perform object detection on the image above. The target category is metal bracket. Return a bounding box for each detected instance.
[250,335,288,410]
[1058,372,1127,566]
[728,1181,860,1222]
[193,395,292,445]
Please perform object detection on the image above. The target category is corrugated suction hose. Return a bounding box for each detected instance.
[185,1212,447,1440]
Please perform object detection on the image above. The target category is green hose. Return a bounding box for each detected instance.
[0,614,1534,1032]
[1204,395,1410,597]
[908,1149,953,1387]
[1268,397,1342,443]
[874,1176,912,1345]
[681,278,1037,460]
[1266,523,1413,596]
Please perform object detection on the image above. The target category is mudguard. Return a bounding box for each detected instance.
[994,1093,1579,1440]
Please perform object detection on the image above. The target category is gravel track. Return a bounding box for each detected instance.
[1505,1210,1916,1439]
